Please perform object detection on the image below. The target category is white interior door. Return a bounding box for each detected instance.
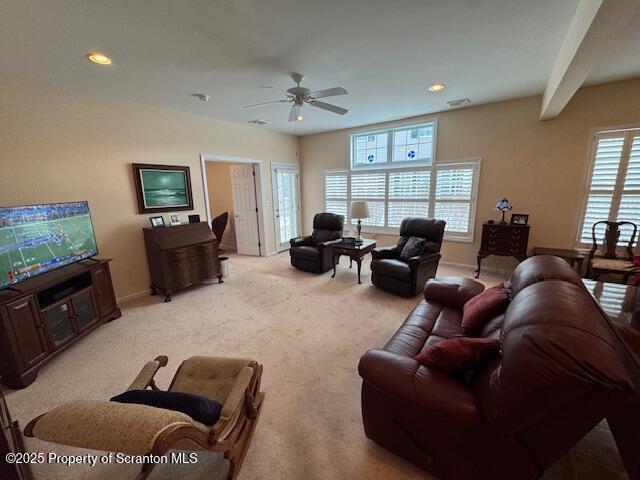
[272,164,301,251]
[230,164,260,255]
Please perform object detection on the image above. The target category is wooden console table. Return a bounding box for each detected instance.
[476,223,529,278]
[532,246,585,273]
[331,239,376,284]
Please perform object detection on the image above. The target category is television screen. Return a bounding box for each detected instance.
[0,201,98,289]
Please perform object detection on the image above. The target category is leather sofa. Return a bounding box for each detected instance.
[370,217,445,296]
[289,213,344,273]
[358,255,633,480]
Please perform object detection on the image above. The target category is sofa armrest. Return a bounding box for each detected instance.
[371,245,399,260]
[290,236,313,247]
[358,349,481,421]
[422,277,485,310]
[128,355,168,391]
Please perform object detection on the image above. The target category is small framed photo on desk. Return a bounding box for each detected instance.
[511,213,529,225]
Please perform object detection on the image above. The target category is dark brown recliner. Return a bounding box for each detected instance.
[358,256,634,480]
[289,213,344,273]
[370,217,445,296]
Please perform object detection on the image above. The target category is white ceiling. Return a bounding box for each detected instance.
[0,0,637,135]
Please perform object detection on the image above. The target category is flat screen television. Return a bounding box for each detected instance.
[0,201,98,289]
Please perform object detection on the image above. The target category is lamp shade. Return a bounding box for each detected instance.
[350,201,370,219]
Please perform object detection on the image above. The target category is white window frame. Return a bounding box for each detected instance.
[575,126,640,248]
[349,121,437,170]
[322,158,481,242]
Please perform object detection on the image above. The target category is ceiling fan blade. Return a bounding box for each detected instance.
[308,100,348,115]
[288,105,301,122]
[242,99,289,109]
[310,87,348,99]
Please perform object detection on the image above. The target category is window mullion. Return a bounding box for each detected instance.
[428,166,436,217]
[610,132,634,220]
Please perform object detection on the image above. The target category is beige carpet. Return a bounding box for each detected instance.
[2,253,621,479]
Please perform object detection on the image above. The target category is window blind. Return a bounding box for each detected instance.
[323,161,478,240]
[578,129,640,245]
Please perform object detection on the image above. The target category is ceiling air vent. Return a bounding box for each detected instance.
[447,98,471,107]
[247,119,269,125]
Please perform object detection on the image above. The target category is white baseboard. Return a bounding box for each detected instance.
[117,289,151,304]
[440,260,512,276]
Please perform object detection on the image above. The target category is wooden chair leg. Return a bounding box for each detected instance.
[226,392,265,480]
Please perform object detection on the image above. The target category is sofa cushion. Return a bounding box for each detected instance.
[475,280,633,435]
[384,300,463,356]
[423,277,485,310]
[291,245,320,260]
[400,236,426,261]
[510,255,584,296]
[462,284,509,334]
[415,337,501,374]
[371,259,411,281]
[111,390,222,425]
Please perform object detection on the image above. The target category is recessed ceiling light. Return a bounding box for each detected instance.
[296,115,304,121]
[85,52,112,65]
[428,83,446,92]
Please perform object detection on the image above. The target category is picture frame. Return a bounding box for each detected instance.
[132,163,193,214]
[149,215,165,228]
[169,214,181,226]
[188,214,200,224]
[510,213,529,225]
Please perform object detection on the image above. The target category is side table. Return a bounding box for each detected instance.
[532,247,585,274]
[331,239,376,284]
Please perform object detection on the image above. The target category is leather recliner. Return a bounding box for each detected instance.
[289,213,344,273]
[358,255,634,480]
[370,217,445,296]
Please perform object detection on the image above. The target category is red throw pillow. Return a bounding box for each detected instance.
[462,284,509,334]
[414,337,501,374]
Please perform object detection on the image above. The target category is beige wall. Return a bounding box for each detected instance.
[0,81,299,300]
[299,79,640,270]
[205,162,236,249]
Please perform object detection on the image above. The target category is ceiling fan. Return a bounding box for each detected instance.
[243,73,348,122]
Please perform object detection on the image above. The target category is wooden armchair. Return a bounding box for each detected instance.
[24,355,264,480]
[586,220,638,283]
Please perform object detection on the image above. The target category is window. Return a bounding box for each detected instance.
[324,166,479,241]
[578,128,640,246]
[351,122,435,169]
[325,121,479,241]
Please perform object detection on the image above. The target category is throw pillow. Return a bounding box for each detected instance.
[414,337,501,374]
[400,236,426,261]
[111,390,222,425]
[462,284,509,334]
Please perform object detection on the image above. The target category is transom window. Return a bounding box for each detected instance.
[577,127,640,246]
[351,122,435,169]
[324,120,480,242]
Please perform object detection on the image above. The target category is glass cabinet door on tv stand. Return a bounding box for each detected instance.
[70,288,98,331]
[41,301,76,349]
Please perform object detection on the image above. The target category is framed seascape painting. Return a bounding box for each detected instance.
[132,164,194,214]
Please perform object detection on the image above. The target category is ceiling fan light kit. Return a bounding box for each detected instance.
[244,73,348,122]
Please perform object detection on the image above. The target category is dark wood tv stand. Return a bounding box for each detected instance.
[0,259,120,389]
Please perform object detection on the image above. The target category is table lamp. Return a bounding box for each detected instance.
[350,201,370,244]
[494,198,512,224]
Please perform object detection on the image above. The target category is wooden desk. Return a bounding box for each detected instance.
[532,247,585,274]
[583,279,640,479]
[331,239,376,284]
